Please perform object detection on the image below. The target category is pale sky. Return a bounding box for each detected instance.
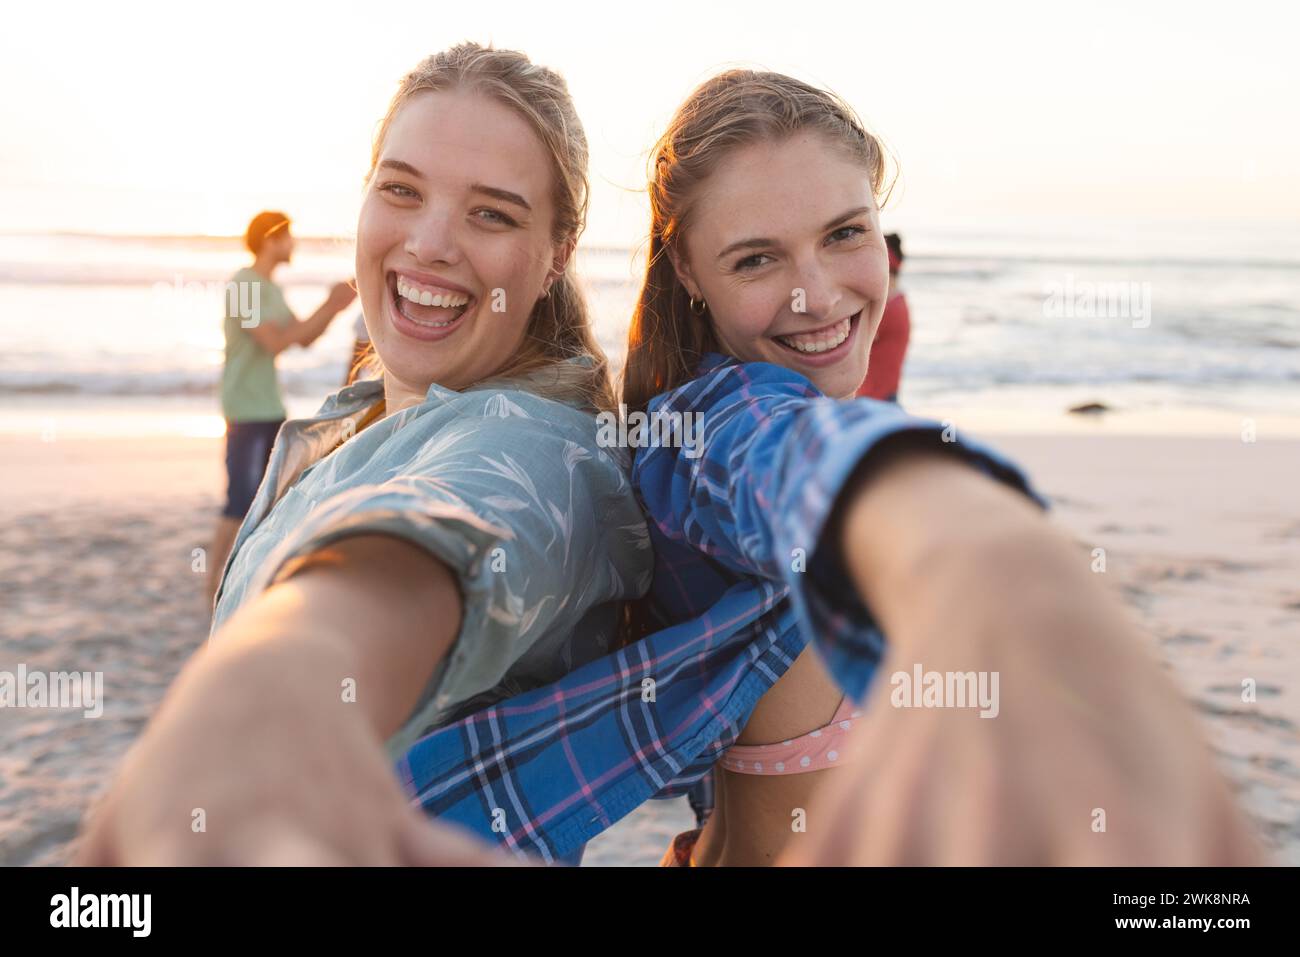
[1,0,1296,244]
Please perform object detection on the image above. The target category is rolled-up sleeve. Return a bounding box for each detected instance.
[246,403,649,755]
[634,361,1047,701]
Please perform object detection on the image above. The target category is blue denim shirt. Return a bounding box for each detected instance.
[210,364,652,757]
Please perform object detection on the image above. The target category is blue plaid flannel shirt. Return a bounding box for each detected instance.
[396,354,1044,862]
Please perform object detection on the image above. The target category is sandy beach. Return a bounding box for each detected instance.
[1,429,1297,866]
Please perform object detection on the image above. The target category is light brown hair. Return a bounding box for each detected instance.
[352,42,616,413]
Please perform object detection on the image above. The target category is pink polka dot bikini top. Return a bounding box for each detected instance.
[719,697,861,775]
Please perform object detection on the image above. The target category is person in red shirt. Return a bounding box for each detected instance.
[857,232,909,402]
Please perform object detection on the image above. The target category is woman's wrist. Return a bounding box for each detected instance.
[840,465,1186,766]
[837,445,1152,673]
[839,446,1042,636]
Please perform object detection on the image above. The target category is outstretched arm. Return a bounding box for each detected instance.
[781,444,1264,865]
[76,534,505,865]
[81,395,644,867]
[245,281,356,356]
[638,362,1262,864]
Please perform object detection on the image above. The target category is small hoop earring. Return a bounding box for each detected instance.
[688,295,707,316]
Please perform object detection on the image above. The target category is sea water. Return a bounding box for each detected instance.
[0,218,1296,437]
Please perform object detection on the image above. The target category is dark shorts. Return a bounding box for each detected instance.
[222,419,284,520]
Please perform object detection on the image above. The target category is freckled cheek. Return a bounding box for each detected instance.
[850,249,890,301]
[713,286,786,349]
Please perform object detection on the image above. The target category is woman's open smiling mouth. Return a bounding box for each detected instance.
[387,269,475,342]
[771,310,861,366]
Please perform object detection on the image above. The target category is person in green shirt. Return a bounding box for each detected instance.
[207,211,357,607]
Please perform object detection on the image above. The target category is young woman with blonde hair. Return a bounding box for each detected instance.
[77,42,648,866]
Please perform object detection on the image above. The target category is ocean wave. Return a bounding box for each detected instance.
[0,265,348,288]
[0,367,347,398]
[3,356,1295,400]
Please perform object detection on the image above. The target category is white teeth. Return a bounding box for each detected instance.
[776,316,852,354]
[406,313,456,328]
[395,277,470,309]
[393,276,472,327]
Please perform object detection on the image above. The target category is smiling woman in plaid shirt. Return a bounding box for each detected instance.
[400,70,1262,867]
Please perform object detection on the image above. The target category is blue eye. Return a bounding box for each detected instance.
[378,182,418,199]
[735,253,772,272]
[474,208,518,227]
[829,225,866,243]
